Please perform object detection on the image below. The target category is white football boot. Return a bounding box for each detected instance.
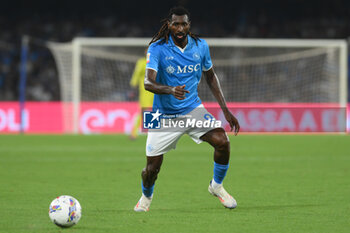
[208,180,237,209]
[134,194,153,212]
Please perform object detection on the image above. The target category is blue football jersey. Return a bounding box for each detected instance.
[146,35,213,115]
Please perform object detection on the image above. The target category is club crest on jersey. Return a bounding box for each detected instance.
[166,65,175,74]
[193,52,200,60]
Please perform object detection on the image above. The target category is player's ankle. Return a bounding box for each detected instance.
[211,179,222,189]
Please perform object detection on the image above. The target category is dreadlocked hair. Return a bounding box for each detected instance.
[149,6,200,45]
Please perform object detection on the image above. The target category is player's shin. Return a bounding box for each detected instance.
[211,162,229,188]
[141,167,159,197]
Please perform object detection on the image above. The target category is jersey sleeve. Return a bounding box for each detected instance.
[202,40,213,71]
[146,43,160,72]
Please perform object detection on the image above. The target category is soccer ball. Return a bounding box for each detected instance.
[49,195,82,228]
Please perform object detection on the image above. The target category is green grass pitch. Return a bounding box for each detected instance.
[0,134,349,233]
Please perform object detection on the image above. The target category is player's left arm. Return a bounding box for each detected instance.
[203,68,240,135]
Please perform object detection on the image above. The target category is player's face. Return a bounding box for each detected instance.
[168,14,190,45]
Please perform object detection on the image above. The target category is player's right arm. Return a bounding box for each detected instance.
[144,43,189,100]
[144,69,189,100]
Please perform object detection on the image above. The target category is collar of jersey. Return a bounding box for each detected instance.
[167,34,192,52]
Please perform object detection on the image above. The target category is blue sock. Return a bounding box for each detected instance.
[141,181,154,197]
[213,162,229,184]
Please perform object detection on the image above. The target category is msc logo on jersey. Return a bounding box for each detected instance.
[177,63,200,74]
[143,109,162,129]
[165,63,200,75]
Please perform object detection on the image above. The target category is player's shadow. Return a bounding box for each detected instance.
[238,204,323,211]
[99,204,323,213]
[152,204,323,212]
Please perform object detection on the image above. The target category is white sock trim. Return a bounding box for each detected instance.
[211,179,222,189]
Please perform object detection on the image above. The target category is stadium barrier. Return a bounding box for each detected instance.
[47,38,348,134]
[0,102,347,134]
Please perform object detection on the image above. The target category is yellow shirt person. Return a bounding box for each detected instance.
[130,57,154,139]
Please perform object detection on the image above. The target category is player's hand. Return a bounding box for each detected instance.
[223,109,240,135]
[171,85,190,100]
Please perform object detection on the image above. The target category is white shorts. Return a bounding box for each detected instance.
[145,104,223,156]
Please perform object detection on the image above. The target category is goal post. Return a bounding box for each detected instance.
[204,38,347,108]
[48,38,152,133]
[48,38,348,134]
[72,39,82,135]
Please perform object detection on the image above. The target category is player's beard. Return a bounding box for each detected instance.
[172,32,187,44]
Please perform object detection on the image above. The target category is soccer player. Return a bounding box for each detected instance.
[129,50,154,139]
[134,6,240,212]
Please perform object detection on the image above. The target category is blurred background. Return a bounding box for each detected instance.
[1,0,349,101]
[0,0,349,134]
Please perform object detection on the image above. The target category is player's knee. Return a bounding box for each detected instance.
[144,155,163,175]
[146,163,161,177]
[214,133,230,152]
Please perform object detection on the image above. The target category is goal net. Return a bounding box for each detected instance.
[48,38,347,133]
